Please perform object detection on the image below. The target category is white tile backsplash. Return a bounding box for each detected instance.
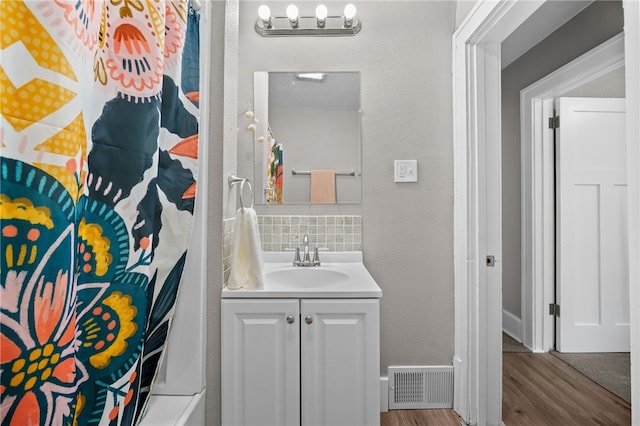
[223,215,362,286]
[257,215,362,252]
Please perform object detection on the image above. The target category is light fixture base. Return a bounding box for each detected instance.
[255,15,361,37]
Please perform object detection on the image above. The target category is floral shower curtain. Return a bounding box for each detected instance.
[0,1,200,424]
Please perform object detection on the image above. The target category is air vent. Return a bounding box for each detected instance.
[388,366,453,409]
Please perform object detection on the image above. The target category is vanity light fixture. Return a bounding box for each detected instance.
[255,3,361,37]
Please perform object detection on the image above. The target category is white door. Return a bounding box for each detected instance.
[556,97,628,352]
[221,299,300,426]
[301,299,380,426]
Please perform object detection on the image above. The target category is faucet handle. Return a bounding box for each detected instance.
[285,247,301,264]
[312,247,329,260]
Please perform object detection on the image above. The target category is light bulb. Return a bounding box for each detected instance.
[344,4,357,19]
[316,4,328,27]
[258,5,271,21]
[316,4,328,19]
[258,5,272,28]
[286,4,299,27]
[245,110,254,119]
[344,3,356,27]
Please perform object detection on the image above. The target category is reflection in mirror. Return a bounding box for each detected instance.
[253,71,361,204]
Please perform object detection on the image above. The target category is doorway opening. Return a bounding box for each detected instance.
[452,1,639,425]
[518,33,626,353]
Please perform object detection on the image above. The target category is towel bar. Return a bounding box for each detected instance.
[291,169,356,176]
[228,173,254,209]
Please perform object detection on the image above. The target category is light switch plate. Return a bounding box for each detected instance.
[394,160,418,182]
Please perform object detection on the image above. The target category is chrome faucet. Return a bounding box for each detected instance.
[302,234,311,263]
[293,234,321,267]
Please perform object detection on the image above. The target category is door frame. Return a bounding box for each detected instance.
[452,1,640,424]
[520,33,625,353]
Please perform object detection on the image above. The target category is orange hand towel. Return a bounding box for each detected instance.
[310,170,336,204]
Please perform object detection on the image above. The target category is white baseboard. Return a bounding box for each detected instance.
[502,309,523,342]
[380,377,388,412]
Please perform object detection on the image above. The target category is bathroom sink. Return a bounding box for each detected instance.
[222,251,382,298]
[266,267,350,288]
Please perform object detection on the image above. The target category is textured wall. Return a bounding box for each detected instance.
[234,0,456,375]
[455,0,477,29]
[501,0,624,318]
[561,66,625,98]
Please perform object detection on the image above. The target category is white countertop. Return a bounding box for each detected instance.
[222,251,382,299]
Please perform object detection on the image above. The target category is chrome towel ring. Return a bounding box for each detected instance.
[228,173,254,209]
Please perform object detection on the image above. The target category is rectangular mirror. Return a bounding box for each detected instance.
[253,71,362,204]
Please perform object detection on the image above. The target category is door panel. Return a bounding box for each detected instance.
[611,185,630,326]
[222,299,300,426]
[571,184,601,325]
[301,299,379,426]
[556,97,628,352]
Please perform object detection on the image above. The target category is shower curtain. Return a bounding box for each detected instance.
[0,1,200,424]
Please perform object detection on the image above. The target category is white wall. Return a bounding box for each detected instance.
[235,0,456,376]
[501,0,624,318]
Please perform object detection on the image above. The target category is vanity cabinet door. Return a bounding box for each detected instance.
[222,299,300,426]
[301,299,380,426]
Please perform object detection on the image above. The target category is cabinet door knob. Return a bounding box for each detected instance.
[305,315,313,324]
[286,315,295,324]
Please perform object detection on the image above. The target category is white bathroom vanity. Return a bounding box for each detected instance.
[221,252,382,426]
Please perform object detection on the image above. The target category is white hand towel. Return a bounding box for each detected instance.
[227,207,265,290]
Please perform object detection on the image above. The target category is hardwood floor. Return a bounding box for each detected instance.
[503,352,630,425]
[381,353,631,425]
[380,408,461,425]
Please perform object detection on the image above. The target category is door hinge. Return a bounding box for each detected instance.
[486,255,495,267]
[548,115,560,129]
[549,303,560,317]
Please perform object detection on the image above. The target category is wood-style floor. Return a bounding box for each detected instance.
[381,352,631,425]
[380,409,461,425]
[503,352,630,425]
